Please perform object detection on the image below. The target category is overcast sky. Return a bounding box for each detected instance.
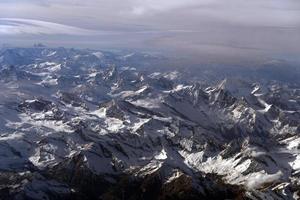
[0,0,300,62]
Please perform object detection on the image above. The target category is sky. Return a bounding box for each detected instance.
[0,0,300,62]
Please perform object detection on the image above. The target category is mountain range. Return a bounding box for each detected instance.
[0,47,299,200]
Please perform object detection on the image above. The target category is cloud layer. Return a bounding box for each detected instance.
[0,0,299,62]
[0,18,100,36]
[1,0,300,29]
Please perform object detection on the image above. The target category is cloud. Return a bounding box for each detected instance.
[1,1,299,31]
[0,1,299,62]
[0,18,101,36]
[0,18,202,36]
[129,0,216,16]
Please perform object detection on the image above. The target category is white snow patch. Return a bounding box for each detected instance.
[105,118,125,132]
[164,71,179,80]
[92,52,104,59]
[246,171,283,189]
[251,85,260,94]
[90,108,106,118]
[0,132,24,141]
[38,76,58,86]
[88,72,98,78]
[130,97,161,109]
[165,170,182,184]
[122,53,135,59]
[154,148,167,160]
[149,72,161,78]
[47,51,57,57]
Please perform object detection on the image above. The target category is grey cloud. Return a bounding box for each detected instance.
[0,0,299,63]
[0,18,102,36]
[1,0,299,27]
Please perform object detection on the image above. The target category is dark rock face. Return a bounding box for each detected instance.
[43,160,246,200]
[18,99,53,112]
[0,171,72,200]
[99,100,125,120]
[58,91,88,110]
[18,99,65,121]
[0,152,247,200]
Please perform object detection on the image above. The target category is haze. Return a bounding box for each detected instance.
[0,0,300,63]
